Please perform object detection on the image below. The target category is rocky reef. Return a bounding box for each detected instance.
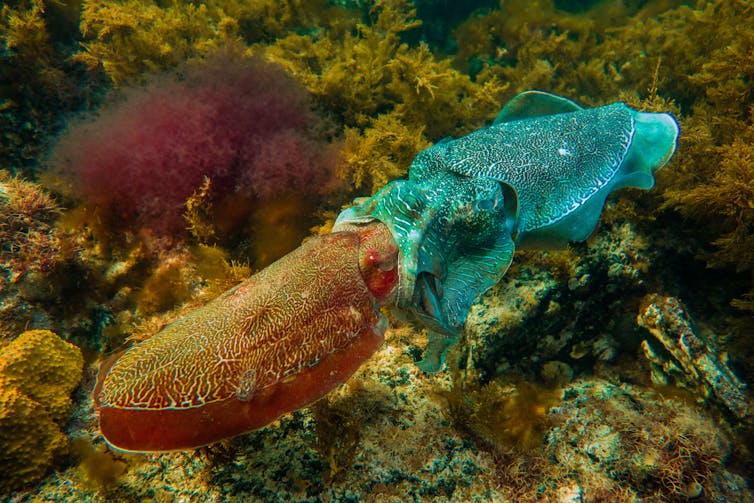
[1,0,753,501]
[18,341,752,502]
[638,294,753,422]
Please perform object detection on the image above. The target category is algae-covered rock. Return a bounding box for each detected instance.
[0,330,84,494]
[545,380,750,502]
[0,0,89,171]
[0,171,63,282]
[464,220,654,378]
[0,329,84,423]
[638,294,753,420]
[0,172,67,339]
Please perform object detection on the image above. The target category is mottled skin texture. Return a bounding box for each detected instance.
[443,103,634,236]
[95,92,679,451]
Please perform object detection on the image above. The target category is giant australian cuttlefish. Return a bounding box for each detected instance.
[93,91,679,451]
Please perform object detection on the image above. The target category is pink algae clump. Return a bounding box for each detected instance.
[51,51,340,236]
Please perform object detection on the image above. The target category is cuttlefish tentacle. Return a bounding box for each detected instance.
[95,91,679,451]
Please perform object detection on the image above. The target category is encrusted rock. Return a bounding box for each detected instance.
[637,294,753,420]
[463,221,653,377]
[545,380,749,502]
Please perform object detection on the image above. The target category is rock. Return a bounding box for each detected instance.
[637,294,753,420]
[545,379,750,502]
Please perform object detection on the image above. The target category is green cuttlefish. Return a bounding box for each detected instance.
[335,90,679,371]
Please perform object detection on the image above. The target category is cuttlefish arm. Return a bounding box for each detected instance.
[94,223,398,452]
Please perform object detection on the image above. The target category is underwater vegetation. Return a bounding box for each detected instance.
[440,377,742,502]
[0,0,753,500]
[0,172,84,341]
[544,381,738,503]
[267,0,505,137]
[50,50,340,240]
[75,0,335,86]
[438,372,561,454]
[0,171,63,281]
[267,0,507,192]
[666,129,754,311]
[1,0,100,173]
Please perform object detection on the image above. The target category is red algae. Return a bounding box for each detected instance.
[50,50,340,236]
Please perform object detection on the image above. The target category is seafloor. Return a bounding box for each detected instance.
[2,0,754,502]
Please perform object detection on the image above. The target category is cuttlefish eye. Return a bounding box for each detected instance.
[475,197,497,211]
[356,223,400,305]
[472,182,503,212]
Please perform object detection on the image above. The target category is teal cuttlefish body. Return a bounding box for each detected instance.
[94,91,679,451]
[335,90,679,370]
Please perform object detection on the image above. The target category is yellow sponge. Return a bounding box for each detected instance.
[0,330,84,494]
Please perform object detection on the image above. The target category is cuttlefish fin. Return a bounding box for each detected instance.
[494,90,583,124]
